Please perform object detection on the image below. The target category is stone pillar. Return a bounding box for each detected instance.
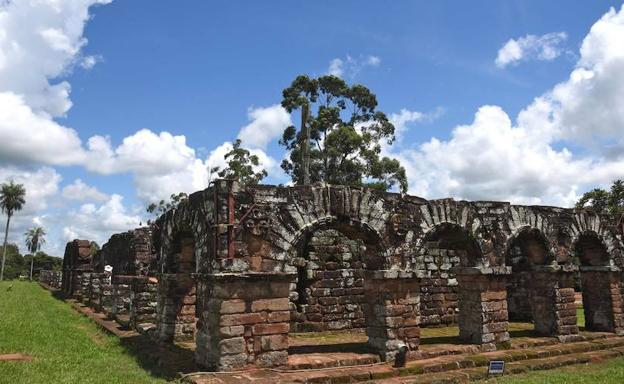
[530,266,579,341]
[156,273,197,343]
[580,267,623,334]
[130,276,158,333]
[195,273,292,371]
[89,273,103,309]
[80,272,92,305]
[363,270,421,362]
[112,275,133,321]
[457,267,510,346]
[98,274,114,314]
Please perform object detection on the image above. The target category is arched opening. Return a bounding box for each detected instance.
[157,231,198,343]
[506,228,552,324]
[574,232,619,332]
[287,220,391,368]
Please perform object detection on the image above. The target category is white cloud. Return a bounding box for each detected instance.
[395,5,624,206]
[61,194,142,246]
[496,32,568,68]
[327,55,381,78]
[390,107,444,139]
[237,104,292,150]
[62,179,108,202]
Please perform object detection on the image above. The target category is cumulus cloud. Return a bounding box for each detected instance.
[390,107,444,140]
[237,105,292,150]
[395,5,624,206]
[327,55,381,78]
[496,32,568,68]
[61,194,142,246]
[62,179,108,202]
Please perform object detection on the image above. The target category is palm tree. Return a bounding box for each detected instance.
[25,227,46,281]
[0,181,26,281]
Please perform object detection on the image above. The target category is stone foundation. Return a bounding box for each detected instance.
[195,273,292,371]
[156,273,197,342]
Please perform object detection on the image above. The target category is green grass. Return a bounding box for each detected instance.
[0,281,166,384]
[481,356,624,383]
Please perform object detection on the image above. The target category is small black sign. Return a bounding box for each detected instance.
[488,360,505,375]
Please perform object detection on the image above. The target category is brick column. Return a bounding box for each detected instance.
[531,266,579,342]
[130,276,158,333]
[457,267,511,346]
[195,273,293,371]
[156,273,197,343]
[80,272,92,305]
[112,275,133,321]
[580,267,623,334]
[363,270,421,362]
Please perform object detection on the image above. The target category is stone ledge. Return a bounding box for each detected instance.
[455,266,512,275]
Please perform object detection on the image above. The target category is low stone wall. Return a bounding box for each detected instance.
[39,270,62,289]
[130,276,158,333]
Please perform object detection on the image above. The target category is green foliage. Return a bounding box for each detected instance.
[25,226,46,255]
[576,179,624,214]
[0,244,24,280]
[215,139,267,185]
[280,74,408,193]
[146,192,189,217]
[0,180,26,217]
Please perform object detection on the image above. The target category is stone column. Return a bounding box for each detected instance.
[112,275,133,322]
[457,267,511,346]
[530,266,579,342]
[195,272,293,371]
[363,270,421,362]
[89,273,103,309]
[156,273,197,343]
[80,272,92,305]
[98,274,114,315]
[580,266,623,334]
[130,276,158,333]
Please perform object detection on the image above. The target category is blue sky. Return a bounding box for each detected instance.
[1,0,624,255]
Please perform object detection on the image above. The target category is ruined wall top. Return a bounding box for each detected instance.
[62,239,93,271]
[150,181,624,276]
[97,227,157,276]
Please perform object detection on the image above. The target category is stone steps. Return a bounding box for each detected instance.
[183,335,624,383]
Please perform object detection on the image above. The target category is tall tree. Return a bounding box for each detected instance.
[280,75,408,193]
[0,181,26,281]
[576,179,624,215]
[25,227,46,281]
[216,139,267,185]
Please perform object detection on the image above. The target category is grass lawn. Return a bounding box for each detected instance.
[480,356,624,383]
[0,281,166,384]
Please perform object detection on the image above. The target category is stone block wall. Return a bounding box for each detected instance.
[364,272,421,361]
[130,276,158,333]
[291,229,366,332]
[530,269,579,340]
[581,269,623,333]
[98,274,114,314]
[39,270,62,289]
[80,272,92,304]
[155,273,197,342]
[419,247,462,327]
[89,273,103,308]
[112,275,133,320]
[457,270,510,345]
[507,271,533,321]
[195,273,292,371]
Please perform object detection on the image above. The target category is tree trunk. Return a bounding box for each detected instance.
[29,255,34,281]
[0,214,11,281]
[301,103,310,185]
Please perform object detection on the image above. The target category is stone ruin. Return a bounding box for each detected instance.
[55,181,624,372]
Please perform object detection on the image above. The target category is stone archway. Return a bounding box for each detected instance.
[575,232,623,333]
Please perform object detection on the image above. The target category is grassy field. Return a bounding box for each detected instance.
[481,356,624,383]
[0,281,165,384]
